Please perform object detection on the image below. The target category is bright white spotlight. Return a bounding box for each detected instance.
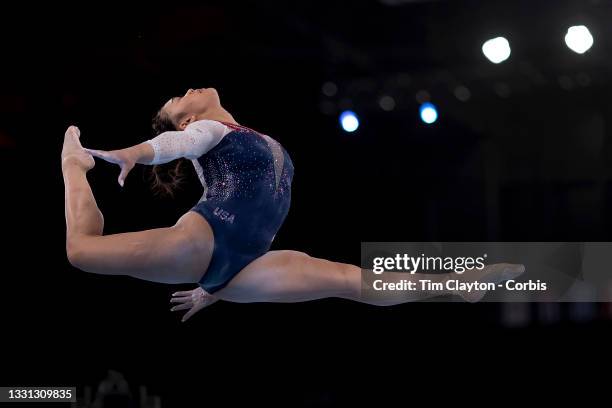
[482,37,511,64]
[565,25,594,54]
[419,103,438,124]
[339,110,359,132]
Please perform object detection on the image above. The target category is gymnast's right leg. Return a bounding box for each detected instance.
[214,250,448,305]
[214,250,361,303]
[214,251,524,305]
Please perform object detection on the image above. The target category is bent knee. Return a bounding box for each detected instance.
[65,234,111,273]
[66,234,88,270]
[66,244,82,269]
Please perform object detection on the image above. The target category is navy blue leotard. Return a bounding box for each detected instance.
[188,122,294,293]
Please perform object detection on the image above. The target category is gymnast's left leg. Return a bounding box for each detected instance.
[62,126,214,284]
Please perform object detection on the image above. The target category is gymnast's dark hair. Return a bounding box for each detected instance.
[149,109,186,197]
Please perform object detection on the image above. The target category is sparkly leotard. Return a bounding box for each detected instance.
[145,120,294,293]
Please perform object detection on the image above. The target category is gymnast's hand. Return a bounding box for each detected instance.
[84,147,137,187]
[170,287,219,322]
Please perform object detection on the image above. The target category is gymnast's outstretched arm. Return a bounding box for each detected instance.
[85,120,226,186]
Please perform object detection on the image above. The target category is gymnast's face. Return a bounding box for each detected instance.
[162,88,221,130]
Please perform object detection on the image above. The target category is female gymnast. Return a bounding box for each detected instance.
[61,87,524,322]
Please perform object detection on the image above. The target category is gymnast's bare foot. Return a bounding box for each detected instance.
[62,126,95,171]
[454,263,525,303]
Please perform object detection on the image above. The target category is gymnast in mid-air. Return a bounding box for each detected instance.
[61,87,523,321]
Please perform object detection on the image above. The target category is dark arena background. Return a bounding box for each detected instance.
[1,0,611,406]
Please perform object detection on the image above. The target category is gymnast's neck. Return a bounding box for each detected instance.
[196,106,239,126]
